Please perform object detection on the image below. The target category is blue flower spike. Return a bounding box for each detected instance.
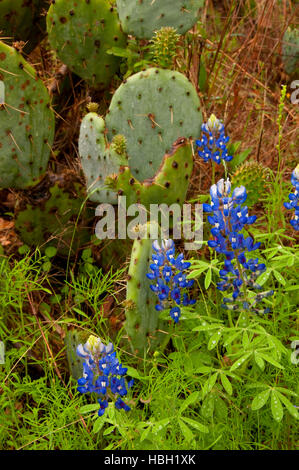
[284,164,299,231]
[147,239,196,323]
[195,114,233,165]
[76,335,132,417]
[204,177,273,314]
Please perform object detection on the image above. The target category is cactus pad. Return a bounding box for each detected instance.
[231,161,270,207]
[0,42,54,189]
[116,0,204,39]
[15,173,91,255]
[106,67,202,182]
[78,112,127,204]
[282,28,299,77]
[106,137,193,208]
[46,0,127,89]
[64,329,89,380]
[125,224,166,356]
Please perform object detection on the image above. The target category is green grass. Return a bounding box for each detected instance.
[0,218,298,450]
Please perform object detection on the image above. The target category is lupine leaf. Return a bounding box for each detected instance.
[202,372,218,397]
[271,391,284,422]
[178,418,194,442]
[208,330,222,350]
[251,389,271,411]
[254,352,265,370]
[204,267,212,289]
[79,404,100,414]
[230,352,252,371]
[93,416,105,433]
[220,373,233,396]
[258,352,284,369]
[273,269,286,285]
[181,416,209,434]
[192,324,223,332]
[274,391,299,420]
[179,391,200,414]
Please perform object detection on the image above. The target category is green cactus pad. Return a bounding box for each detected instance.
[125,223,166,356]
[106,137,193,208]
[15,173,92,255]
[282,28,299,77]
[64,329,89,380]
[106,67,202,182]
[116,0,204,39]
[0,1,47,53]
[78,112,127,203]
[0,42,55,189]
[231,161,270,207]
[46,0,127,89]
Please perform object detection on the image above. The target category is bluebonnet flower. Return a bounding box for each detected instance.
[76,335,133,416]
[204,178,273,314]
[284,164,299,231]
[195,114,233,164]
[146,239,196,323]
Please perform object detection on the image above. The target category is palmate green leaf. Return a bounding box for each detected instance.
[273,269,286,286]
[180,416,209,434]
[251,389,271,411]
[93,416,105,433]
[274,391,299,420]
[271,391,284,422]
[220,373,233,396]
[204,267,212,289]
[192,324,223,332]
[256,268,272,286]
[254,352,265,370]
[103,426,116,436]
[242,331,250,349]
[258,352,284,369]
[79,403,100,414]
[274,387,298,398]
[230,352,252,371]
[202,372,218,397]
[178,418,194,442]
[201,394,215,419]
[140,426,151,443]
[187,269,207,279]
[208,330,222,350]
[179,391,200,414]
[214,395,228,420]
[223,330,243,347]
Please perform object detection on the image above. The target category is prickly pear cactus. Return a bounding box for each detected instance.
[78,112,127,203]
[64,329,89,380]
[125,224,166,356]
[231,161,270,207]
[282,28,299,77]
[106,137,193,208]
[116,0,204,39]
[15,173,92,255]
[0,42,55,189]
[0,1,47,53]
[46,0,127,89]
[106,67,202,181]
